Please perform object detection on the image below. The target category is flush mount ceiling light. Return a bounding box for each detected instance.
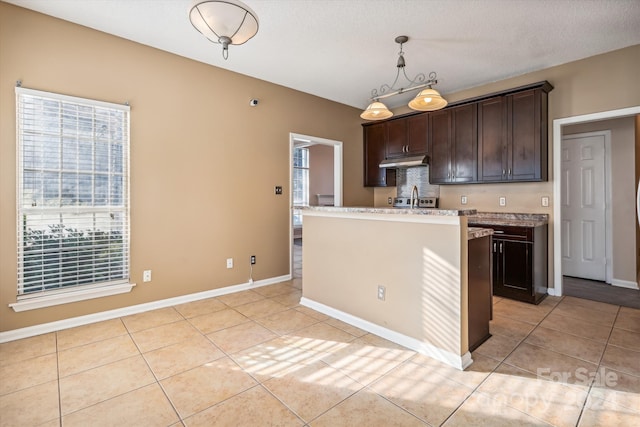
[189,0,259,60]
[360,36,447,121]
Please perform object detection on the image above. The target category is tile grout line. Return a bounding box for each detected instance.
[168,290,305,424]
[131,310,185,424]
[55,330,62,427]
[441,297,565,426]
[56,314,175,423]
[574,304,624,426]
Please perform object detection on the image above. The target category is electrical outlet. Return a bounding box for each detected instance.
[226,258,233,269]
[377,285,386,301]
[274,186,283,195]
[250,255,256,265]
[388,197,392,205]
[541,196,549,207]
[461,195,468,205]
[143,270,152,282]
[499,196,506,207]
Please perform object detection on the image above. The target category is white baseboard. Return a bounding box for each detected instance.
[0,274,291,344]
[547,288,560,297]
[300,297,472,371]
[610,279,639,290]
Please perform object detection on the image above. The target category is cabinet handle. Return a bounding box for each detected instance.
[499,242,503,254]
[502,169,506,176]
[493,242,496,253]
[493,230,504,234]
[508,168,512,176]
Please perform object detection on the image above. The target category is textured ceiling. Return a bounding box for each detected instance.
[6,0,640,110]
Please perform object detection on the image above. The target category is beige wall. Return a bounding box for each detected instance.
[0,3,372,331]
[563,118,636,283]
[302,214,468,357]
[308,144,334,205]
[376,44,640,291]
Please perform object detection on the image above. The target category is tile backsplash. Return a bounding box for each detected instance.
[396,167,440,198]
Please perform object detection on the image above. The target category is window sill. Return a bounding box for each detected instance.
[9,283,136,312]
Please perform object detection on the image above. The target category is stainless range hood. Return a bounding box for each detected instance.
[379,155,428,168]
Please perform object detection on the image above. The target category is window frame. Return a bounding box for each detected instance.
[292,146,309,227]
[11,87,133,312]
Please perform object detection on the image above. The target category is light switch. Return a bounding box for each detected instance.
[461,195,467,205]
[541,196,549,207]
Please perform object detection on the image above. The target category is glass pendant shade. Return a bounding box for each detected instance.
[408,88,448,111]
[189,0,259,58]
[360,101,393,120]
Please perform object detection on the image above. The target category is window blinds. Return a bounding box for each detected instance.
[15,87,130,297]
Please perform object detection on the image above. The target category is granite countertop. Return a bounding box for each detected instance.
[300,206,477,217]
[467,212,549,227]
[467,227,494,240]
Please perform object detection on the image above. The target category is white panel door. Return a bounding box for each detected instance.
[561,133,606,280]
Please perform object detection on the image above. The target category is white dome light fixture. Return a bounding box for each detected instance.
[189,0,259,60]
[361,36,447,121]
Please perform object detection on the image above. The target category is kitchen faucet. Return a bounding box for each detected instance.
[411,185,419,209]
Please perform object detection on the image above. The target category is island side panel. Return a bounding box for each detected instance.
[302,214,467,358]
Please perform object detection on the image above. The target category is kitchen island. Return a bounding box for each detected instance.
[299,206,490,370]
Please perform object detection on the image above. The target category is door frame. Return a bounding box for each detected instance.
[552,105,640,296]
[289,133,343,277]
[560,130,612,284]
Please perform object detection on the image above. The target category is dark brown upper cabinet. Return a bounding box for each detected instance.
[428,109,451,183]
[509,89,547,181]
[478,85,550,182]
[428,103,477,184]
[363,122,396,187]
[362,81,552,187]
[386,115,428,158]
[477,96,507,182]
[406,114,429,156]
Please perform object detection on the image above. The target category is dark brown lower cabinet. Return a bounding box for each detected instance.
[468,235,492,352]
[471,224,548,304]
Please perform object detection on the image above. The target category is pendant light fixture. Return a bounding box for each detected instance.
[361,36,447,121]
[189,0,259,60]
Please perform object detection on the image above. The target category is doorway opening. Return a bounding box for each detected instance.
[552,106,640,297]
[289,133,343,279]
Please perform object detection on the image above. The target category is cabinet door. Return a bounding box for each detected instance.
[386,119,407,158]
[492,237,502,295]
[468,236,492,351]
[451,104,477,183]
[406,114,428,156]
[495,239,533,300]
[478,96,507,182]
[508,89,543,181]
[363,123,395,187]
[428,109,452,183]
[502,240,532,293]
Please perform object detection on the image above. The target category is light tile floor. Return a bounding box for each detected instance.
[1,243,639,426]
